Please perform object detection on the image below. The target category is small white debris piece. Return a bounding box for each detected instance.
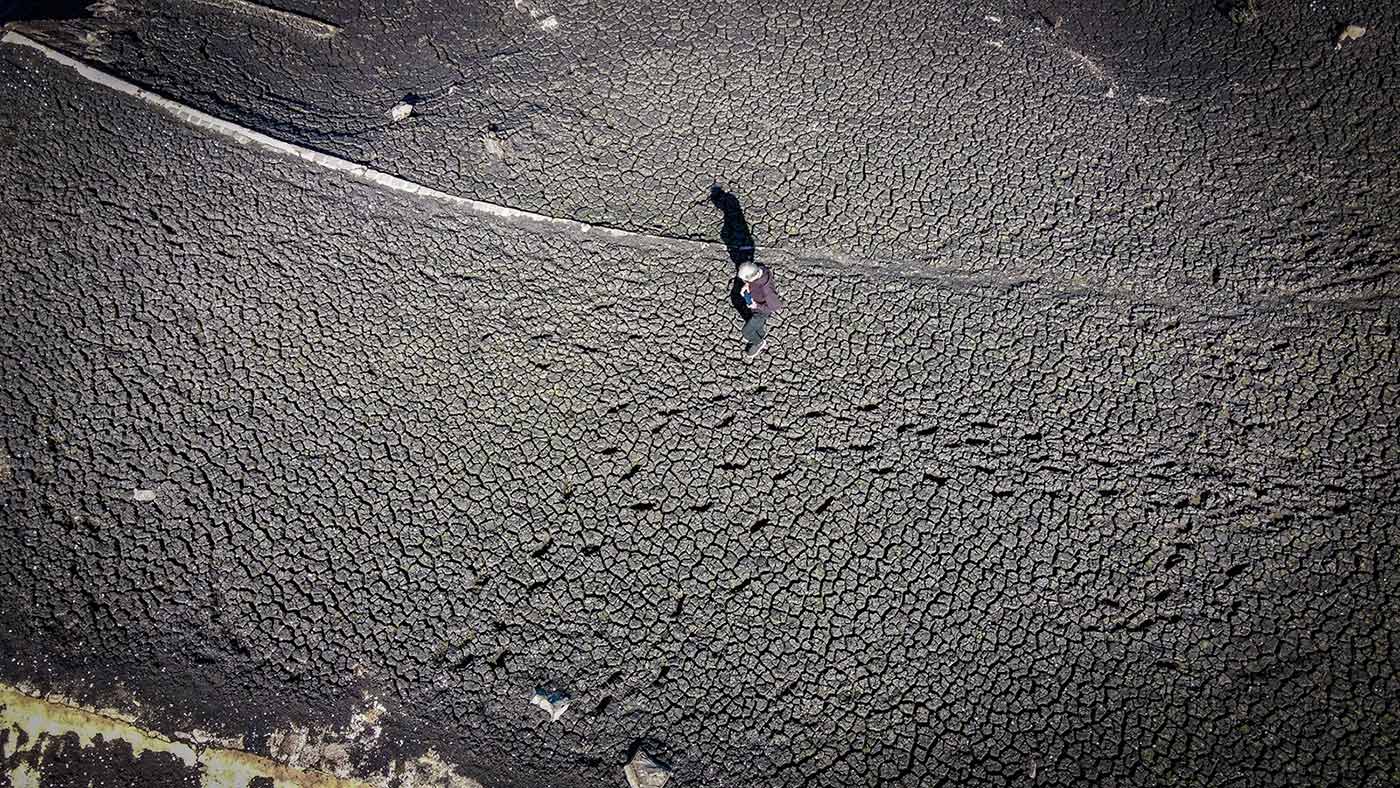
[530,689,570,721]
[346,696,387,746]
[389,101,415,122]
[1335,24,1366,49]
[132,488,156,502]
[482,128,517,161]
[514,0,559,31]
[624,750,671,788]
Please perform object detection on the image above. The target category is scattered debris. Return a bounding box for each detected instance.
[483,128,514,161]
[345,696,386,747]
[1219,0,1259,25]
[530,689,570,721]
[2,681,483,786]
[132,488,156,502]
[386,751,486,788]
[1335,24,1366,49]
[389,101,415,122]
[624,750,671,788]
[513,0,560,32]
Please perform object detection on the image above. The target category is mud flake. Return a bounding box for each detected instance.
[1335,24,1366,49]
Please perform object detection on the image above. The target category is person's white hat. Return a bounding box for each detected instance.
[737,262,762,282]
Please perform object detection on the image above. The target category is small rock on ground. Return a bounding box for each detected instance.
[624,751,671,788]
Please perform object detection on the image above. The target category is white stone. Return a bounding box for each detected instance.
[529,689,569,721]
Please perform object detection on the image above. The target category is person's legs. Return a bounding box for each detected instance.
[742,312,768,345]
[742,312,769,358]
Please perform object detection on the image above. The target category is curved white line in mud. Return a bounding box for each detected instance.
[1,31,713,251]
[12,30,1345,307]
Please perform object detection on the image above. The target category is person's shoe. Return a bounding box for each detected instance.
[742,338,766,359]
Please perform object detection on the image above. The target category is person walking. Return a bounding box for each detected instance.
[737,260,782,359]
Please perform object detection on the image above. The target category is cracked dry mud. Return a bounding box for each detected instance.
[1,1,1399,787]
[13,0,1398,296]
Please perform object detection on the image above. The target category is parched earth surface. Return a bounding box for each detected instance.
[11,0,1399,295]
[1,1,1399,786]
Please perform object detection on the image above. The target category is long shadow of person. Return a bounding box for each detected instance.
[711,185,754,265]
[710,185,755,320]
[710,186,783,359]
